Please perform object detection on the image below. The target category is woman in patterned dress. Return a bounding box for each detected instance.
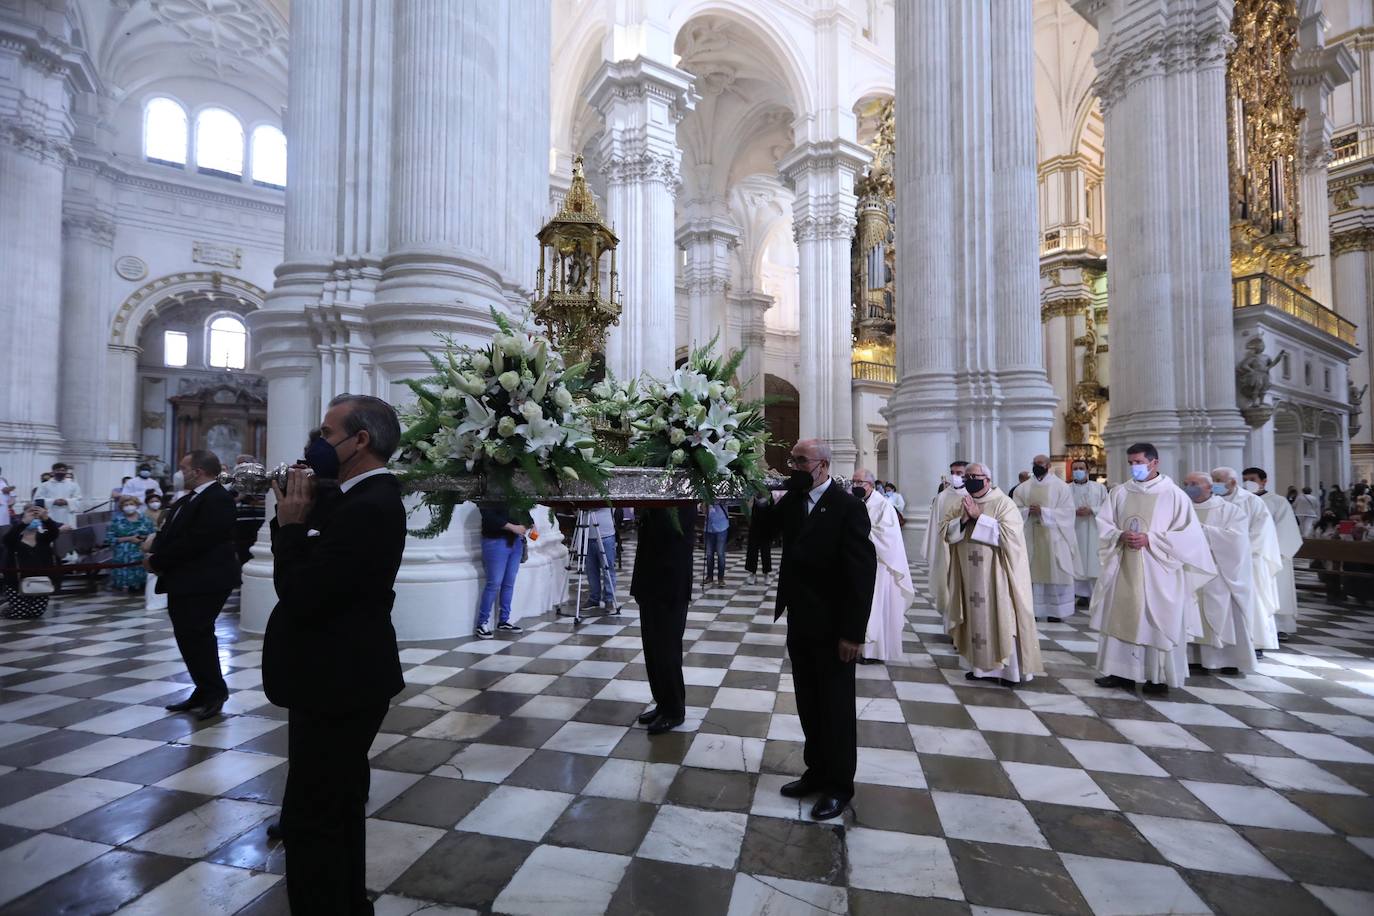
[3,504,62,619]
[107,496,155,593]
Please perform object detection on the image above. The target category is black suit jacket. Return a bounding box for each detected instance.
[150,483,242,596]
[630,505,698,607]
[773,481,877,645]
[262,473,406,711]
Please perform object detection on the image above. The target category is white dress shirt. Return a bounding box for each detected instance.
[805,478,831,514]
[339,466,393,495]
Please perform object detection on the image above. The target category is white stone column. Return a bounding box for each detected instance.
[588,57,695,382]
[1075,0,1248,476]
[677,218,739,352]
[778,140,869,477]
[888,0,959,555]
[106,345,142,456]
[730,290,773,406]
[0,16,75,489]
[1334,228,1374,479]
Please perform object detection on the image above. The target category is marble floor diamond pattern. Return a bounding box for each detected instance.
[0,541,1373,915]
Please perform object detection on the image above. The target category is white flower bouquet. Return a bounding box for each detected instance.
[394,309,610,536]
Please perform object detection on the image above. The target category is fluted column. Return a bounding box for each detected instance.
[779,140,869,476]
[887,1,962,553]
[731,290,773,407]
[677,218,739,352]
[0,17,75,488]
[588,57,695,381]
[1075,0,1248,475]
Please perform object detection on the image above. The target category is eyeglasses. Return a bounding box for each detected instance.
[786,455,819,468]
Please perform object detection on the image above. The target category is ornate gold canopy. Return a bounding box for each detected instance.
[533,156,621,371]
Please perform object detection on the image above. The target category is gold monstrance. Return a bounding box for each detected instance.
[533,156,620,373]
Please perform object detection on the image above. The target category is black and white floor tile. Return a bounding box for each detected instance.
[1,543,1373,914]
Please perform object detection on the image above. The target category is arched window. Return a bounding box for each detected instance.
[207,314,247,369]
[250,125,287,187]
[144,97,188,166]
[195,108,244,176]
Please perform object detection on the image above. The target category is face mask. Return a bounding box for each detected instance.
[1130,464,1150,482]
[304,434,345,479]
[1072,469,1087,483]
[138,470,151,479]
[172,471,184,490]
[1211,483,1228,497]
[1184,484,1205,501]
[1032,465,1048,480]
[851,486,867,500]
[53,473,66,481]
[965,478,987,496]
[1243,480,1261,494]
[27,519,43,531]
[147,501,161,510]
[122,504,140,515]
[949,474,964,489]
[784,469,814,492]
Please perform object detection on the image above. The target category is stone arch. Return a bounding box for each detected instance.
[669,0,815,117]
[111,271,267,348]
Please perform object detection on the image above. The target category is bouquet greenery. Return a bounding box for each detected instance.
[394,309,610,537]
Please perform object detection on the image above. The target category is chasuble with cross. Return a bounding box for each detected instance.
[938,487,1043,681]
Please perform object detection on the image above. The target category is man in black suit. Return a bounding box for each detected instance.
[630,504,698,735]
[264,394,406,916]
[149,449,240,721]
[773,438,876,820]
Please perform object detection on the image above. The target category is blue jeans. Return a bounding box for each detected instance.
[704,530,727,578]
[478,536,522,627]
[586,534,617,605]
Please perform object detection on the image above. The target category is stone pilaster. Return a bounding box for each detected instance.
[588,56,696,381]
[1074,0,1249,476]
[778,139,869,476]
[729,290,773,408]
[676,217,739,353]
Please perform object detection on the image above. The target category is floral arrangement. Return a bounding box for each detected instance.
[394,309,610,537]
[618,339,772,503]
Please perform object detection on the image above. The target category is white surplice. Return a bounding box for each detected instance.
[1187,496,1256,673]
[1089,474,1215,687]
[1071,479,1108,597]
[863,492,915,662]
[1259,490,1303,635]
[1223,488,1283,650]
[922,485,965,628]
[1013,474,1083,620]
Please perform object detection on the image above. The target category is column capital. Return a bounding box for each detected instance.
[778,139,870,243]
[589,56,696,196]
[777,138,871,185]
[586,56,697,124]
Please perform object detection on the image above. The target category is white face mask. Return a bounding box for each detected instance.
[122,505,139,515]
[147,501,161,510]
[1243,480,1261,494]
[949,474,964,489]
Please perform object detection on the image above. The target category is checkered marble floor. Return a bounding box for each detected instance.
[1,544,1374,916]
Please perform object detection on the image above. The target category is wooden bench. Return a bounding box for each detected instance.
[1294,538,1374,589]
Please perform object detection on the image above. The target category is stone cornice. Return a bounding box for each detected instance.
[0,114,74,166]
[586,56,698,125]
[73,155,285,216]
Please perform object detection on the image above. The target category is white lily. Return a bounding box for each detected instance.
[698,400,738,438]
[668,367,710,401]
[456,395,497,438]
[701,434,737,472]
[515,415,566,454]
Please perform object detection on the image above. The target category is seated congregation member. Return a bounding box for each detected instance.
[1091,444,1214,694]
[263,393,406,916]
[630,504,699,735]
[850,467,914,664]
[475,500,530,637]
[938,463,1043,685]
[1181,472,1255,676]
[773,439,876,820]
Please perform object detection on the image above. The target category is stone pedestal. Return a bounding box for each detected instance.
[588,57,696,382]
[778,139,870,476]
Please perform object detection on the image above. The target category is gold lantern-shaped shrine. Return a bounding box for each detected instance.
[533,156,621,374]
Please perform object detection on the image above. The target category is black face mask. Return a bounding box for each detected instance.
[965,478,988,496]
[1032,465,1048,480]
[785,469,813,492]
[304,434,345,480]
[851,486,867,500]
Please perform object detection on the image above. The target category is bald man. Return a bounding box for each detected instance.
[1212,466,1281,654]
[1182,472,1255,676]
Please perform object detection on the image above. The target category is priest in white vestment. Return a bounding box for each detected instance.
[1244,468,1303,638]
[1013,456,1083,621]
[1181,473,1256,675]
[33,464,83,527]
[938,464,1043,685]
[921,461,969,629]
[1091,443,1214,693]
[1069,459,1108,604]
[1293,487,1320,537]
[852,468,915,663]
[1212,466,1282,652]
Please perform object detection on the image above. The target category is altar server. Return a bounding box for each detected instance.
[852,467,914,663]
[1182,472,1255,675]
[1069,459,1108,606]
[1213,466,1282,652]
[1013,455,1083,621]
[1244,467,1302,639]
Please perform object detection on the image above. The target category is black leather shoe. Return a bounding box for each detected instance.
[636,707,660,725]
[265,820,284,841]
[1141,682,1168,696]
[1047,616,1063,623]
[646,713,684,736]
[779,778,821,799]
[810,795,848,820]
[193,698,226,721]
[1277,632,1290,642]
[1219,667,1242,677]
[164,697,200,712]
[1094,675,1131,689]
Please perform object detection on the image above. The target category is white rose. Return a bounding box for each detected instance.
[497,416,517,438]
[519,400,543,423]
[724,438,741,453]
[708,381,724,399]
[590,381,611,400]
[670,449,686,466]
[502,335,527,357]
[553,387,574,410]
[498,371,521,392]
[723,385,737,399]
[669,427,686,446]
[470,353,491,374]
